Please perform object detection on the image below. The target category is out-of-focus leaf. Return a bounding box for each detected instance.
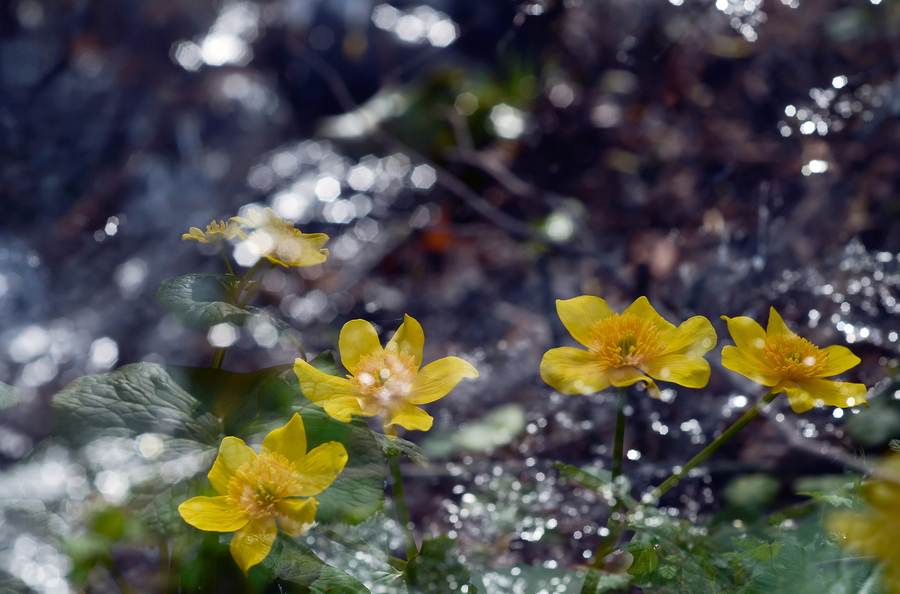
[724,474,781,510]
[553,462,611,493]
[265,535,370,593]
[406,536,473,593]
[454,404,526,453]
[627,541,659,576]
[375,433,430,468]
[0,381,18,410]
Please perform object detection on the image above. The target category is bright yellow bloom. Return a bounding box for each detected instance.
[182,220,240,243]
[178,414,347,574]
[827,455,900,594]
[540,296,716,397]
[293,315,479,432]
[721,308,867,413]
[231,207,329,268]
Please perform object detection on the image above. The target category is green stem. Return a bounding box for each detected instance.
[238,262,276,308]
[211,347,227,369]
[581,387,630,589]
[218,247,235,275]
[610,387,628,486]
[632,389,779,513]
[235,259,267,302]
[158,538,169,593]
[388,452,418,562]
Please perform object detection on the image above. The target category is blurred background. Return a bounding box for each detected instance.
[1,0,900,591]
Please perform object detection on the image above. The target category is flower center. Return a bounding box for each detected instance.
[226,452,301,519]
[350,351,417,407]
[763,334,828,380]
[589,313,665,369]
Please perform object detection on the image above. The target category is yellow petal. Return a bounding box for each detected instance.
[646,354,711,388]
[294,442,348,496]
[766,307,796,337]
[622,296,677,335]
[275,497,318,537]
[261,413,307,463]
[385,402,434,431]
[208,437,257,495]
[293,359,361,422]
[721,315,767,351]
[407,356,479,405]
[182,228,204,241]
[608,366,653,390]
[385,314,425,368]
[661,316,717,357]
[230,516,277,575]
[178,496,248,532]
[540,347,611,395]
[355,396,384,418]
[721,345,780,386]
[820,345,861,377]
[556,296,614,348]
[781,378,868,412]
[338,320,383,374]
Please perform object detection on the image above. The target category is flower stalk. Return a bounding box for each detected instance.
[387,450,418,562]
[634,389,779,512]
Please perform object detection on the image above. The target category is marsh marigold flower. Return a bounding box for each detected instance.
[721,308,867,413]
[293,315,478,432]
[178,414,347,574]
[231,207,329,268]
[540,296,716,397]
[827,455,900,594]
[182,220,240,243]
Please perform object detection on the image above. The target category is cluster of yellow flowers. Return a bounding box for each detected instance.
[179,213,881,577]
[541,295,867,412]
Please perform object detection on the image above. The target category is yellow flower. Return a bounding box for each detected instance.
[720,308,867,413]
[182,220,240,243]
[293,315,479,432]
[231,207,329,268]
[827,455,900,594]
[540,296,716,397]
[178,413,347,574]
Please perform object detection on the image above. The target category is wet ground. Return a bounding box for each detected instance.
[2,0,900,591]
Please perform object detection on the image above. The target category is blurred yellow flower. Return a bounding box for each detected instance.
[827,455,900,594]
[182,220,240,243]
[231,207,329,268]
[293,315,479,432]
[721,308,867,413]
[540,296,716,397]
[178,414,347,574]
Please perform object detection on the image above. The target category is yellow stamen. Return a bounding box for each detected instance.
[588,313,665,369]
[226,453,301,519]
[351,351,417,406]
[763,334,828,380]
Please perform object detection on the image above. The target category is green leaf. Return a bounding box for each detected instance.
[155,273,247,329]
[309,349,342,376]
[265,535,370,593]
[407,536,474,593]
[52,362,223,532]
[890,438,900,453]
[375,433,430,468]
[626,541,659,576]
[0,381,18,410]
[797,491,853,508]
[658,565,678,580]
[553,462,611,493]
[52,362,222,448]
